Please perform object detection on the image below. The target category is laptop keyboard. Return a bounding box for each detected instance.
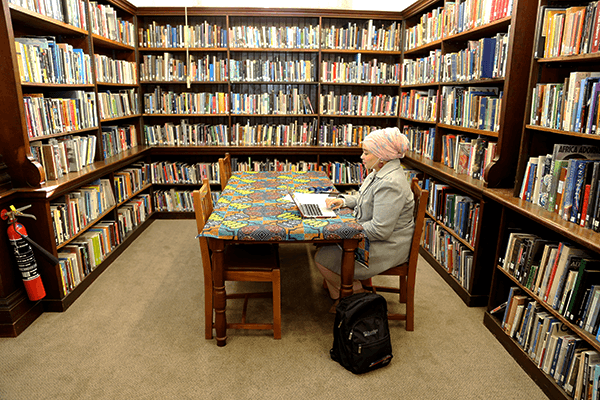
[300,203,323,217]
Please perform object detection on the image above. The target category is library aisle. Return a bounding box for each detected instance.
[0,220,548,399]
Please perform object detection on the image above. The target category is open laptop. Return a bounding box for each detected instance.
[288,191,337,218]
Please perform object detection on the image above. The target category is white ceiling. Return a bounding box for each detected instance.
[129,0,413,12]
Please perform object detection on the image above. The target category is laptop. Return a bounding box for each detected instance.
[288,191,337,218]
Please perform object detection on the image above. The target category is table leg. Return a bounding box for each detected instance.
[340,238,360,298]
[209,238,227,346]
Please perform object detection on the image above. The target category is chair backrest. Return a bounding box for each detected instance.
[193,179,214,283]
[218,153,232,191]
[407,177,429,267]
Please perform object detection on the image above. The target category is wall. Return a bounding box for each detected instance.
[129,0,413,12]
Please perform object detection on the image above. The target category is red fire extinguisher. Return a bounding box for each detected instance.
[1,205,58,301]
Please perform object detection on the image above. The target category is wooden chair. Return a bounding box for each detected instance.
[193,179,282,340]
[363,177,429,331]
[218,152,232,191]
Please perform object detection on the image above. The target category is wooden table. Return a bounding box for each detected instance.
[201,170,363,346]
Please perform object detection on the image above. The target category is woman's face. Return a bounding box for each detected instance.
[361,147,380,171]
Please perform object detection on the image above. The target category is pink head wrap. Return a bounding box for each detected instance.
[362,127,410,161]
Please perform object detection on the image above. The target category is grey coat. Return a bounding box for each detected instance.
[315,159,415,280]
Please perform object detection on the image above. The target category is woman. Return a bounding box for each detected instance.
[315,127,415,306]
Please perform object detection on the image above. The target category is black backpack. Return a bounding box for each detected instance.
[330,292,393,374]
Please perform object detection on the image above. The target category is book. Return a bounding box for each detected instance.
[566,259,600,322]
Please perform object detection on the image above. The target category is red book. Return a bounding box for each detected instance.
[580,183,592,226]
[592,4,600,53]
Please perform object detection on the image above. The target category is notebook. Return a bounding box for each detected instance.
[289,192,337,218]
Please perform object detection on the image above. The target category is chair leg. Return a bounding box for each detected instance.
[205,282,213,340]
[399,275,407,303]
[273,270,282,339]
[406,284,415,331]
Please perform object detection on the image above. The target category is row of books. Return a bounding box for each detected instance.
[321,20,400,52]
[57,220,119,296]
[441,135,497,180]
[101,125,138,160]
[400,89,438,122]
[497,289,600,399]
[89,1,135,46]
[9,0,87,30]
[144,122,228,147]
[15,37,93,85]
[439,86,502,131]
[140,53,228,82]
[94,55,137,85]
[138,21,227,48]
[230,59,315,83]
[227,157,365,185]
[404,125,436,160]
[50,178,115,246]
[23,91,97,139]
[401,49,442,86]
[421,219,474,290]
[137,20,398,51]
[149,161,220,185]
[117,194,152,239]
[404,6,444,51]
[404,0,513,51]
[319,123,383,147]
[320,55,400,84]
[231,91,314,115]
[30,135,97,180]
[229,25,320,49]
[319,92,398,117]
[97,89,138,120]
[143,88,229,115]
[529,71,600,134]
[153,189,194,212]
[424,178,480,246]
[441,32,509,82]
[444,0,513,37]
[519,144,600,233]
[231,119,318,147]
[57,190,153,296]
[323,161,366,185]
[536,3,600,59]
[113,164,149,203]
[500,235,599,326]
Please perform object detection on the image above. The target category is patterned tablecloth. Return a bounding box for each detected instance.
[201,170,364,241]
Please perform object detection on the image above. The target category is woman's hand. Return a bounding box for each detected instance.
[325,197,344,210]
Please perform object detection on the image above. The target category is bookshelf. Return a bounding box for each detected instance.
[398,0,538,306]
[135,7,405,190]
[482,0,600,398]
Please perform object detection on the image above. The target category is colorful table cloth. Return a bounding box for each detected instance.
[201,170,364,241]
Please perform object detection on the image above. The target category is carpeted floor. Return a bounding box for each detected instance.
[0,220,549,400]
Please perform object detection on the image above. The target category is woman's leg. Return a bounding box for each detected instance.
[315,261,364,299]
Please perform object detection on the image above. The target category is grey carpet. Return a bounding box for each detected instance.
[0,220,549,399]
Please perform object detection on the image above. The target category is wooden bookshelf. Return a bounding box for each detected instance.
[399,0,538,306]
[482,0,600,397]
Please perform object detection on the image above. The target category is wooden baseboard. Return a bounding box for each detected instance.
[0,289,44,337]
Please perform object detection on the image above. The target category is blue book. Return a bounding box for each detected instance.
[561,159,580,221]
[576,78,600,132]
[478,97,488,130]
[571,160,593,223]
[502,286,520,329]
[480,37,497,79]
[517,301,534,346]
[592,364,600,400]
